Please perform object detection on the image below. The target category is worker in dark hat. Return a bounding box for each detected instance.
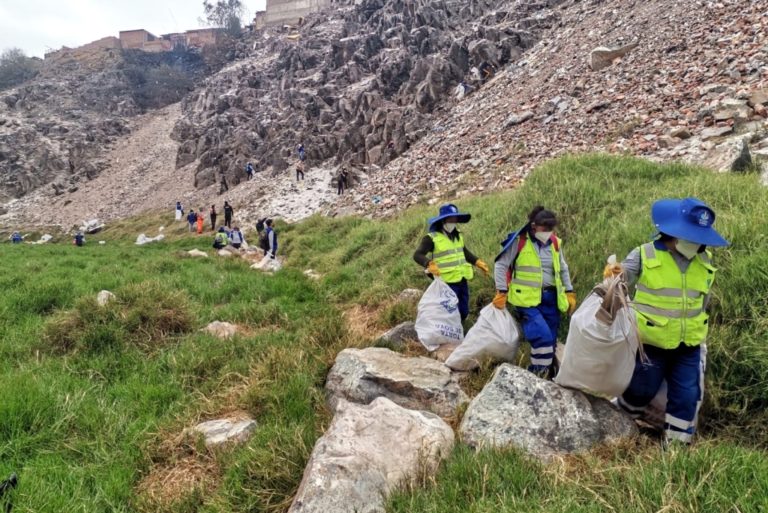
[493,206,576,378]
[413,203,490,321]
[606,197,729,446]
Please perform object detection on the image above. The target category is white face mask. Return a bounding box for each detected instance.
[443,222,457,233]
[534,231,553,243]
[675,239,701,260]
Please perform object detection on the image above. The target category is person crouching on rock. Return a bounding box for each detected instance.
[213,227,229,250]
[73,231,85,247]
[413,204,490,322]
[229,226,245,249]
[492,206,577,378]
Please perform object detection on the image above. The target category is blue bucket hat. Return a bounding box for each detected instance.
[651,197,728,247]
[427,203,471,229]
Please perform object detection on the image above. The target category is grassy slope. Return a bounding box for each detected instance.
[0,155,766,513]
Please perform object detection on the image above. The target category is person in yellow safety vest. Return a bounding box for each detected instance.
[606,197,728,446]
[413,204,490,321]
[492,206,577,378]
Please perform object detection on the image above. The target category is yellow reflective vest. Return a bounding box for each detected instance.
[633,242,716,349]
[429,231,474,283]
[507,236,569,313]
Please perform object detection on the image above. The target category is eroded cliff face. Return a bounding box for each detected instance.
[0,45,211,204]
[172,0,563,190]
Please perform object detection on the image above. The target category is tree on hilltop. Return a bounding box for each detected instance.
[0,47,41,91]
[201,0,246,37]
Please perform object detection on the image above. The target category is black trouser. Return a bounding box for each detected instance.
[210,215,217,230]
[225,215,232,228]
[296,169,304,181]
[337,181,344,194]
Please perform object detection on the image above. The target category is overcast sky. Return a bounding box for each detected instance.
[0,0,267,57]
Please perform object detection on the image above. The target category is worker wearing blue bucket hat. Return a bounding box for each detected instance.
[605,197,729,445]
[413,204,490,321]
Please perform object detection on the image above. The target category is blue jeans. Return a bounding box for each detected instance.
[447,279,470,322]
[619,344,702,443]
[516,289,560,373]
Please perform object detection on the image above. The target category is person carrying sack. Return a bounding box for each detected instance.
[492,206,577,378]
[413,204,490,322]
[608,197,728,446]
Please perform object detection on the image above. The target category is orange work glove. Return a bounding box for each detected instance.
[475,259,490,276]
[427,261,441,276]
[566,291,577,315]
[603,263,623,279]
[492,291,508,309]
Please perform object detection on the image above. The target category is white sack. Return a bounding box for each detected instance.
[445,304,521,371]
[555,289,639,397]
[414,278,464,351]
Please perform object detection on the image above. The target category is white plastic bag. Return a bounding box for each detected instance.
[555,280,639,397]
[414,278,464,351]
[445,304,521,371]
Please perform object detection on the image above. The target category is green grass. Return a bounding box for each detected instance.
[0,154,766,513]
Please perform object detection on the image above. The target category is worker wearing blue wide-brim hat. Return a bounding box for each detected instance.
[413,204,490,321]
[605,197,729,446]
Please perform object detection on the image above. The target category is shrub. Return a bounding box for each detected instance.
[0,47,41,90]
[44,281,194,353]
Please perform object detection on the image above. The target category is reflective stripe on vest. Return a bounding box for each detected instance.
[507,236,568,313]
[633,242,716,349]
[429,232,474,283]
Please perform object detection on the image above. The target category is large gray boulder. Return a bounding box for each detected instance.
[460,364,637,460]
[326,348,469,418]
[288,397,454,513]
[376,321,418,348]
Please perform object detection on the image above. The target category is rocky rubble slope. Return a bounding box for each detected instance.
[172,0,568,191]
[337,0,768,216]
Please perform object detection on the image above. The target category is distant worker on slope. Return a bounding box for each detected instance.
[246,162,254,180]
[337,167,349,195]
[213,226,229,250]
[297,143,306,162]
[10,232,23,244]
[265,219,278,259]
[608,198,729,446]
[175,201,184,222]
[229,226,246,249]
[196,208,205,234]
[296,161,305,182]
[73,231,86,247]
[210,205,218,231]
[187,209,198,232]
[223,201,234,228]
[492,206,577,378]
[413,204,490,322]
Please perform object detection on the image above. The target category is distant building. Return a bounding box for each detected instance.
[119,29,157,50]
[185,28,220,48]
[264,0,332,27]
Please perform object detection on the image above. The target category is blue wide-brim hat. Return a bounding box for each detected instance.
[428,203,471,229]
[651,197,729,247]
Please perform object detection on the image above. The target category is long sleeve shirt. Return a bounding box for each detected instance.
[412,232,479,268]
[494,235,573,292]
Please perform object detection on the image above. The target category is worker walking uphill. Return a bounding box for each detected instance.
[196,208,205,234]
[413,204,490,322]
[493,207,576,377]
[609,198,728,445]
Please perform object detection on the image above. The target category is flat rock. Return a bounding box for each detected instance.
[589,42,639,71]
[503,111,534,128]
[202,321,238,339]
[398,288,422,302]
[326,347,469,418]
[187,249,209,258]
[459,364,637,460]
[288,397,454,513]
[218,249,233,257]
[190,418,256,448]
[701,126,733,140]
[376,321,418,348]
[96,290,116,306]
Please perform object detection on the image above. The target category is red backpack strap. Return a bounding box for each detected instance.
[505,234,529,287]
[550,234,559,252]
